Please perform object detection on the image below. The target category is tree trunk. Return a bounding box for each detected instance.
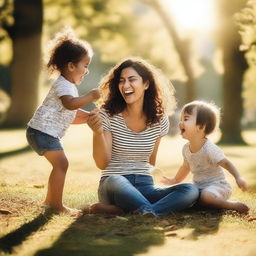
[140,0,196,102]
[3,0,43,127]
[218,0,247,144]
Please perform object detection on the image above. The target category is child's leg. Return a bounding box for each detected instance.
[199,191,249,213]
[43,150,78,213]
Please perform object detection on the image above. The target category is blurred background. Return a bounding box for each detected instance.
[0,0,256,144]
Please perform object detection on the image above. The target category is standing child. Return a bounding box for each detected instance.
[161,101,249,213]
[26,28,100,214]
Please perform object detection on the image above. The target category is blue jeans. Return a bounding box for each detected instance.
[26,127,63,156]
[98,174,199,216]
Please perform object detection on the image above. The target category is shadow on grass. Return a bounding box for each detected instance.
[0,145,31,159]
[34,214,165,256]
[184,206,224,240]
[34,208,223,256]
[0,211,54,254]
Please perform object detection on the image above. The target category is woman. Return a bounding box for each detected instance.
[87,57,199,216]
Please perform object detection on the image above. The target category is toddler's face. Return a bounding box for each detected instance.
[179,108,198,140]
[70,55,91,85]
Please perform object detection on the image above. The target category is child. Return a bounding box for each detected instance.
[161,101,249,213]
[26,28,100,214]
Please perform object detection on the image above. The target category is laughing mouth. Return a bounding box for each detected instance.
[180,128,185,134]
[124,90,134,96]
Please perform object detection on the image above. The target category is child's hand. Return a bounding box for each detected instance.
[89,89,101,101]
[236,177,248,191]
[160,176,174,186]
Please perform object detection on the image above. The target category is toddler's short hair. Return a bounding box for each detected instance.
[182,101,220,135]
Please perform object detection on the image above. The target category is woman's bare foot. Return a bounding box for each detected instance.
[89,203,124,215]
[232,202,249,214]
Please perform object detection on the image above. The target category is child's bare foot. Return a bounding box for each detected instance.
[232,202,249,214]
[89,203,124,215]
[42,204,82,216]
[60,206,83,216]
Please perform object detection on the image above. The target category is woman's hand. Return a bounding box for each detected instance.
[87,109,103,134]
[71,109,90,124]
[87,108,112,169]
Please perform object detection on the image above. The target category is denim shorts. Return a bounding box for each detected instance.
[26,127,63,156]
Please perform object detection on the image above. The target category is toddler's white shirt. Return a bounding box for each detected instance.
[28,76,78,138]
[183,139,228,189]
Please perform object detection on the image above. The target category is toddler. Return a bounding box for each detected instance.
[26,28,100,214]
[162,101,249,213]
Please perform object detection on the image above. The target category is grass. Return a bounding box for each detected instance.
[0,126,256,256]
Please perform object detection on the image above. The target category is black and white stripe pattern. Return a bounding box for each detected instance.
[100,109,169,177]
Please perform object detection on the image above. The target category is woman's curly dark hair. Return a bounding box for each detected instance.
[97,57,176,125]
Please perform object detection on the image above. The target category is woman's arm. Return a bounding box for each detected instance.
[87,110,112,169]
[71,109,90,124]
[149,138,161,166]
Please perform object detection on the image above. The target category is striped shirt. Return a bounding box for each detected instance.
[100,109,169,177]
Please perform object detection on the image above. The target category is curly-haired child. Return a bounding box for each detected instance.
[26,27,100,214]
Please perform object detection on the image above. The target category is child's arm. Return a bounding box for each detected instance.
[71,109,90,124]
[219,158,248,191]
[161,161,190,185]
[61,88,100,110]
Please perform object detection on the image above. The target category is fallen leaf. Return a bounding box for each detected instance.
[115,216,128,221]
[164,225,178,231]
[33,184,44,188]
[245,216,256,222]
[0,209,12,214]
[165,231,177,237]
[153,226,164,231]
[115,231,130,236]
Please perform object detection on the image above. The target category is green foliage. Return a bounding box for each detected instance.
[0,0,13,41]
[0,0,13,64]
[43,0,135,61]
[43,0,183,79]
[235,0,256,126]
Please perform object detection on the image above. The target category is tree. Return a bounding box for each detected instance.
[235,0,256,127]
[138,0,196,102]
[218,0,248,144]
[1,0,132,127]
[2,0,43,127]
[0,0,196,127]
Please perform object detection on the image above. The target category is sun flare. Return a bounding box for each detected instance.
[162,0,216,31]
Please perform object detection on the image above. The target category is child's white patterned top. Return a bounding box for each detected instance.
[28,76,78,138]
[183,139,229,189]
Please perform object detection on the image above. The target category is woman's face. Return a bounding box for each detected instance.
[118,67,149,106]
